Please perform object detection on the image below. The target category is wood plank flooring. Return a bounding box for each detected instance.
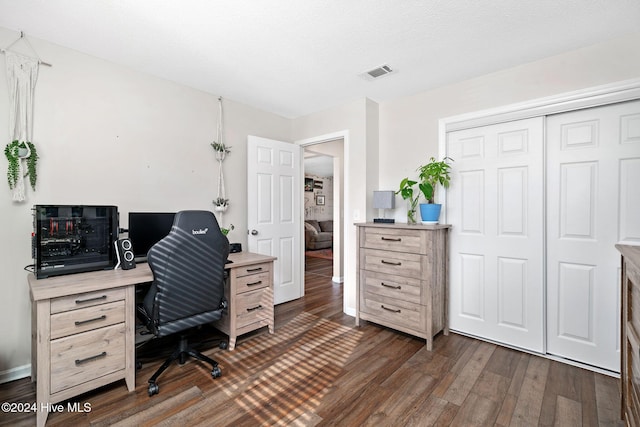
[0,256,624,426]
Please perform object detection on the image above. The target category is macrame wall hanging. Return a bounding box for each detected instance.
[3,41,40,201]
[211,97,231,229]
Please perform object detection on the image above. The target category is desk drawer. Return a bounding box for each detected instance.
[51,287,125,314]
[50,323,126,394]
[236,288,272,329]
[50,301,125,340]
[361,227,429,254]
[235,262,271,279]
[361,248,425,280]
[236,271,271,294]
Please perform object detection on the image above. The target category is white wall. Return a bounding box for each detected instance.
[379,32,640,222]
[0,27,290,380]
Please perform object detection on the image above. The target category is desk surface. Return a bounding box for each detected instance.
[29,251,277,301]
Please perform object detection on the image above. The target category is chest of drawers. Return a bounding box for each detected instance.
[355,223,450,350]
[214,252,276,350]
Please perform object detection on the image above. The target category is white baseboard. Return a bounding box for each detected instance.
[0,364,31,384]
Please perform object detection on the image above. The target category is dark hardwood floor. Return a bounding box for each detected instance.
[0,256,623,426]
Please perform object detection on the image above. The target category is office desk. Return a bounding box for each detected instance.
[215,251,277,350]
[29,264,152,427]
[28,251,274,427]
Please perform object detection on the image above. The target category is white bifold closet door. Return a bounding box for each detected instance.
[447,99,640,371]
[446,117,545,353]
[546,100,640,372]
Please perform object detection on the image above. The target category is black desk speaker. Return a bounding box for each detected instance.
[115,238,136,270]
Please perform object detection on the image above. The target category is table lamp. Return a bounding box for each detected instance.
[373,191,395,223]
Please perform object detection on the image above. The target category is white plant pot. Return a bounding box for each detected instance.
[214,205,228,212]
[18,147,30,158]
[215,151,226,161]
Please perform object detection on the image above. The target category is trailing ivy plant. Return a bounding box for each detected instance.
[4,140,38,191]
[221,224,234,236]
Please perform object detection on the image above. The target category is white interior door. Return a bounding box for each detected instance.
[247,136,303,304]
[546,100,640,372]
[446,117,545,352]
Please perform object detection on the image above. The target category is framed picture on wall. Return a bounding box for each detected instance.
[316,195,325,205]
[305,178,314,192]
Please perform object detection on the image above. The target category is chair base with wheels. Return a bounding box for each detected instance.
[146,334,223,396]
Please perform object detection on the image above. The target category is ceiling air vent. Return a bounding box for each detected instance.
[360,64,396,81]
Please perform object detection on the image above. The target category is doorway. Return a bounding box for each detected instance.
[302,139,344,285]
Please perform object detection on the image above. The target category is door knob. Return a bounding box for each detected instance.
[250,229,258,235]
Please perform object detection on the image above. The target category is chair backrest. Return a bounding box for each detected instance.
[145,210,229,337]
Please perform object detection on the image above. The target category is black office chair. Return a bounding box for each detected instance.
[137,210,230,396]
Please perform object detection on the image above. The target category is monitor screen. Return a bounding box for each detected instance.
[128,212,175,260]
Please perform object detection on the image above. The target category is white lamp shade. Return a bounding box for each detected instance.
[373,191,395,209]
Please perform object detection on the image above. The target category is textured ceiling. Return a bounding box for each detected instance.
[0,1,639,118]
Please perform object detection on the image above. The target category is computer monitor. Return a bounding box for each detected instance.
[128,212,175,261]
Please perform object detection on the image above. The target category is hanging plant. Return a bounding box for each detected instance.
[4,140,38,191]
[211,142,231,160]
[213,197,229,212]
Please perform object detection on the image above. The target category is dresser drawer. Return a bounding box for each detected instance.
[361,270,422,305]
[234,262,271,279]
[236,271,271,294]
[360,291,424,332]
[50,323,126,394]
[50,300,125,340]
[51,287,126,314]
[361,227,429,254]
[236,288,272,329]
[361,248,424,280]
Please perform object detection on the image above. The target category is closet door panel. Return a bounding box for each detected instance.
[447,117,545,352]
[547,99,640,372]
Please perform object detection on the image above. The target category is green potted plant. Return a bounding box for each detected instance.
[397,156,452,224]
[4,140,38,191]
[417,156,452,224]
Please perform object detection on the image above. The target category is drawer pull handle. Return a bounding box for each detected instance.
[247,305,263,312]
[381,305,401,313]
[381,260,401,266]
[246,267,263,273]
[75,315,107,326]
[75,351,107,366]
[381,237,401,242]
[247,280,263,286]
[75,295,107,304]
[381,282,401,290]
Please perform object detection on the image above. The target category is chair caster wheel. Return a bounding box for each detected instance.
[219,341,228,350]
[148,382,159,396]
[211,366,222,378]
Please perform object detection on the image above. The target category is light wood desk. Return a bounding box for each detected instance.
[29,264,152,427]
[215,252,277,350]
[28,251,275,426]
